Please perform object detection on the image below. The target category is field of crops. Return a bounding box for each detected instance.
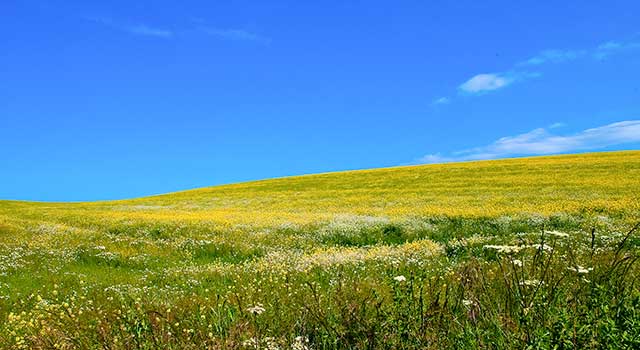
[1,150,639,349]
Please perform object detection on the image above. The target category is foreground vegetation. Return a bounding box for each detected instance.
[1,151,639,349]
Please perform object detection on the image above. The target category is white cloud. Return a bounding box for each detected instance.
[199,28,271,44]
[459,73,514,93]
[520,38,640,65]
[594,40,640,60]
[459,72,539,94]
[452,35,639,99]
[417,154,452,163]
[85,16,271,43]
[548,122,566,129]
[519,49,586,66]
[127,24,173,38]
[86,17,173,38]
[417,120,640,164]
[432,97,450,105]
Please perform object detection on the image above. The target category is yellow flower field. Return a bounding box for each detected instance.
[0,150,639,349]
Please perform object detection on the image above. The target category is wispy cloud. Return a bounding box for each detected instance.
[86,16,270,43]
[86,17,173,38]
[417,120,640,164]
[548,122,566,129]
[459,73,513,93]
[459,71,540,94]
[518,49,587,66]
[519,39,640,66]
[445,36,640,100]
[432,97,450,105]
[199,27,271,44]
[594,40,640,60]
[127,24,173,38]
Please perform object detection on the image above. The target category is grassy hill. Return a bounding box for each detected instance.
[1,151,639,349]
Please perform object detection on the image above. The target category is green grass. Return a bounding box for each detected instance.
[0,150,639,349]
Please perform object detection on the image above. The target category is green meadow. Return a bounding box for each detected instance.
[1,150,639,349]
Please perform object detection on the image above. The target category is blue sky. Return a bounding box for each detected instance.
[2,0,640,201]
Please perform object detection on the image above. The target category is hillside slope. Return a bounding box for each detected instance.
[1,151,639,231]
[1,151,640,349]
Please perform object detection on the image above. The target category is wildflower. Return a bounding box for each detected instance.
[462,299,474,307]
[242,338,259,347]
[393,275,406,282]
[292,336,310,350]
[246,304,266,315]
[483,245,522,254]
[512,259,523,267]
[547,230,569,238]
[567,266,593,274]
[530,243,553,252]
[520,279,541,287]
[263,337,280,350]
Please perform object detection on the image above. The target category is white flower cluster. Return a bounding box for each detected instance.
[246,304,266,315]
[546,230,569,238]
[393,275,406,282]
[567,266,593,274]
[482,245,522,254]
